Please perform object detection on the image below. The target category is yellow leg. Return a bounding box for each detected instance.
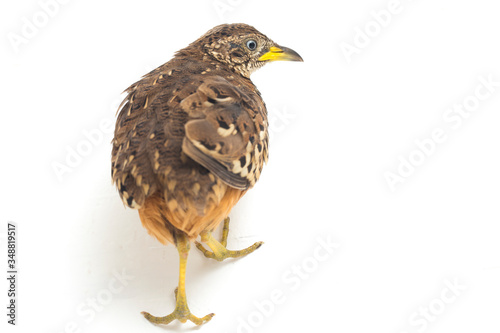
[141,231,214,325]
[195,217,263,262]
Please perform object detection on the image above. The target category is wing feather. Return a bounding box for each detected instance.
[181,77,268,190]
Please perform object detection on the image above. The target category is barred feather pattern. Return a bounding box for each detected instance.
[111,32,270,242]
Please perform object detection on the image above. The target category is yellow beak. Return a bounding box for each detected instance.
[258,46,303,62]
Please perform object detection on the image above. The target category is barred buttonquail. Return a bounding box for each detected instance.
[111,23,302,326]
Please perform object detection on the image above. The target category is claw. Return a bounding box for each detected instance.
[142,310,214,326]
[195,217,263,261]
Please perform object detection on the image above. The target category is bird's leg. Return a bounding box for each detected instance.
[141,232,214,326]
[195,217,263,261]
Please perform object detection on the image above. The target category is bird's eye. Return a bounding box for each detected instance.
[246,40,257,51]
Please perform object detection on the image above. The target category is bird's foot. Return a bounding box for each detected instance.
[195,239,263,261]
[141,288,214,325]
[195,217,263,261]
[141,309,214,326]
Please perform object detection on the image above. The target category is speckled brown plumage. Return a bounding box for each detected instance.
[111,24,302,244]
[111,23,302,326]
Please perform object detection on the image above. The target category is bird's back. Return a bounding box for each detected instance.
[111,53,269,243]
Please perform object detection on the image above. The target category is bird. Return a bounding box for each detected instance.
[111,23,303,326]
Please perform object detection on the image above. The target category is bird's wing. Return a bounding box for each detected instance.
[112,71,268,209]
[111,66,169,209]
[181,76,269,190]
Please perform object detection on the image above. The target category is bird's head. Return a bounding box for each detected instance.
[188,23,303,78]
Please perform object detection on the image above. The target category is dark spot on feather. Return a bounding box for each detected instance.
[239,155,246,167]
[217,118,230,129]
[207,97,216,104]
[126,196,134,206]
[199,167,209,175]
[211,87,228,99]
[257,143,262,152]
[201,140,216,150]
[249,136,255,144]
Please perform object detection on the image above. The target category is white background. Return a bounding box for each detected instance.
[1,0,500,332]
